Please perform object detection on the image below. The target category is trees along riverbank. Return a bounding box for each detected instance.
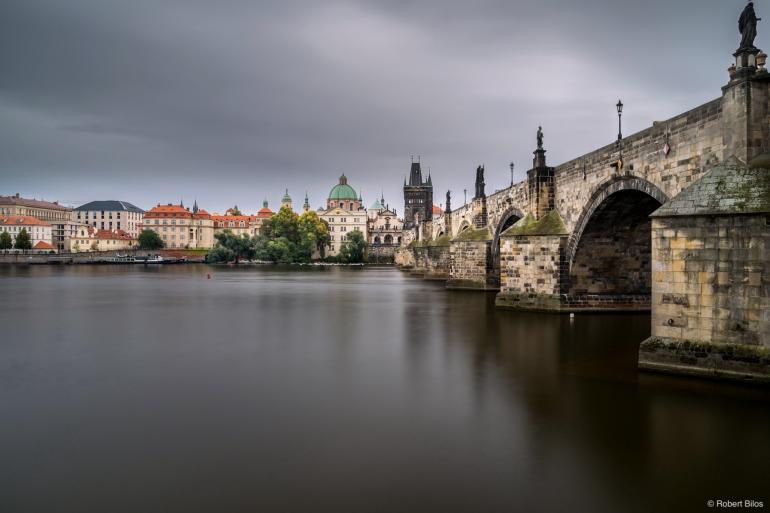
[138,230,165,250]
[206,206,369,264]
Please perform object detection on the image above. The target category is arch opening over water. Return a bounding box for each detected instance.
[568,189,663,297]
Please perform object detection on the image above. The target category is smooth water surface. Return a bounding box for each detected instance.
[1,265,768,513]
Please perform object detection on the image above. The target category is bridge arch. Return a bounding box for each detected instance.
[491,206,525,284]
[566,176,668,297]
[458,221,471,234]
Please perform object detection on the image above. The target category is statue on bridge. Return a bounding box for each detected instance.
[739,2,761,50]
[446,190,451,213]
[474,165,486,199]
[536,126,544,150]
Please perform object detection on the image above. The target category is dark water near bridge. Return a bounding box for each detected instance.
[1,265,768,513]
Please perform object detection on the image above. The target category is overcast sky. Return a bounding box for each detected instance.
[0,0,758,214]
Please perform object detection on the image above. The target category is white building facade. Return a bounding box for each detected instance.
[318,175,368,256]
[73,200,145,238]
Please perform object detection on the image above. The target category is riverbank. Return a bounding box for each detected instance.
[0,249,208,265]
[0,250,390,267]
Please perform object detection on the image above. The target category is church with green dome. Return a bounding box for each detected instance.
[318,174,368,257]
[326,174,362,211]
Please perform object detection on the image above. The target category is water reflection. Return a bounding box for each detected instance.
[0,265,767,513]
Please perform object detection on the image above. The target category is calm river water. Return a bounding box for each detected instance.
[1,265,768,513]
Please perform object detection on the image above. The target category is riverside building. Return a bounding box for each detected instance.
[318,175,367,256]
[0,216,54,251]
[141,203,214,249]
[212,200,275,238]
[367,194,403,246]
[0,194,73,252]
[73,201,145,238]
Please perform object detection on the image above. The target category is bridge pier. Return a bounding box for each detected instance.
[446,229,498,290]
[494,212,569,311]
[639,155,770,383]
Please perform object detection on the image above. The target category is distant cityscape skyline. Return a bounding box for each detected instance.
[0,1,754,215]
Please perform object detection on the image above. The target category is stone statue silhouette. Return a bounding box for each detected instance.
[739,2,760,50]
[445,190,451,212]
[537,126,544,150]
[474,165,486,199]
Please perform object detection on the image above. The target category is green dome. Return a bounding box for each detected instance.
[369,199,384,210]
[329,174,358,201]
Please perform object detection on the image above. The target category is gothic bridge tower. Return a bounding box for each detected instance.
[403,158,433,230]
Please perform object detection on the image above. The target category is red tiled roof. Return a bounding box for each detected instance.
[95,229,134,240]
[0,215,51,226]
[145,204,190,216]
[257,208,273,218]
[145,204,212,220]
[432,205,443,215]
[33,241,55,250]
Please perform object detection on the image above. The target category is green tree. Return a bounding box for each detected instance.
[266,237,294,263]
[14,228,32,250]
[206,245,236,263]
[138,229,164,250]
[298,210,330,260]
[212,230,254,263]
[338,229,367,263]
[229,205,242,216]
[251,234,271,261]
[261,205,300,244]
[206,205,333,265]
[0,232,12,250]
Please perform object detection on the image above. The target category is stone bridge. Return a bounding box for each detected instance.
[398,42,770,314]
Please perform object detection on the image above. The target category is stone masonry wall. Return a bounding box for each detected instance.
[368,245,396,264]
[424,244,451,280]
[649,215,769,347]
[555,99,724,235]
[722,77,770,163]
[447,241,494,290]
[394,247,415,268]
[427,96,726,249]
[412,247,428,274]
[640,214,770,382]
[568,190,661,295]
[496,234,566,310]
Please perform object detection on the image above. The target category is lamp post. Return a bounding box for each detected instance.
[616,99,624,141]
[510,162,515,187]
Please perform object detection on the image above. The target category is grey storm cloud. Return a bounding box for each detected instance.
[0,0,753,213]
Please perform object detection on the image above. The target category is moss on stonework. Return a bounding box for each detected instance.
[501,211,568,237]
[453,227,492,242]
[640,336,770,363]
[428,235,452,247]
[446,279,488,289]
[653,156,770,217]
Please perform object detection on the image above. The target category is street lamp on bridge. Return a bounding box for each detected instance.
[510,162,515,187]
[616,99,624,141]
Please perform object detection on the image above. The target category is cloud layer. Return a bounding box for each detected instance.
[0,0,751,213]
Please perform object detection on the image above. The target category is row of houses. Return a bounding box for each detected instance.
[1,175,409,256]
